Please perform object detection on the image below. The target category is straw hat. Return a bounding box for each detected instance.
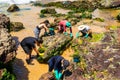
[78,25,86,31]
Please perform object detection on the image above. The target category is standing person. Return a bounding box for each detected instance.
[20,37,43,64]
[48,55,70,80]
[76,25,92,38]
[34,20,50,39]
[58,20,73,38]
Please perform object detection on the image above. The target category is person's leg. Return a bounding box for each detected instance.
[21,46,32,64]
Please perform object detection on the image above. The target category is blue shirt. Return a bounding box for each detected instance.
[48,55,64,72]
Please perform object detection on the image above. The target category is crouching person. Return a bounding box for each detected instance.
[48,55,70,80]
[76,25,92,38]
[20,37,43,64]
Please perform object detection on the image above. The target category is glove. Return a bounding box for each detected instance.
[44,32,48,35]
[49,28,54,31]
[76,32,79,38]
[64,32,68,35]
[58,72,62,80]
[84,33,88,38]
[54,70,59,80]
[70,33,73,38]
[54,70,62,80]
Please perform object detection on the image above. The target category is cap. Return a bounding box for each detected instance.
[62,59,69,70]
[66,22,71,27]
[78,25,86,31]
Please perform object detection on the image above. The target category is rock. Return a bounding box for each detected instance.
[101,0,120,8]
[0,14,10,32]
[71,28,120,79]
[41,8,57,14]
[10,22,24,31]
[7,4,20,12]
[64,68,86,80]
[37,33,73,63]
[39,72,55,80]
[0,14,16,63]
[0,14,16,79]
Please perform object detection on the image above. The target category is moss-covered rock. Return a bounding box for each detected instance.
[37,33,73,63]
[40,8,57,14]
[71,29,120,79]
[7,4,20,12]
[10,22,24,31]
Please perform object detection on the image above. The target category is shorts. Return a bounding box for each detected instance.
[34,27,40,39]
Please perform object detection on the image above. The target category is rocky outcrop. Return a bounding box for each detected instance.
[41,8,57,14]
[101,0,120,8]
[71,29,120,79]
[37,33,73,63]
[0,14,16,63]
[7,4,20,12]
[0,14,16,79]
[0,14,10,32]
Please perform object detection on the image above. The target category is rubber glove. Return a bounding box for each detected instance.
[84,33,88,38]
[44,32,48,35]
[58,72,62,80]
[64,32,68,35]
[76,32,79,38]
[54,70,59,80]
[49,28,54,31]
[70,33,73,38]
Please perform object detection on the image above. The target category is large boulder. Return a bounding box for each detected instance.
[41,8,57,14]
[10,22,24,31]
[0,14,10,32]
[37,33,73,63]
[7,4,20,12]
[0,14,16,63]
[101,0,120,8]
[0,14,16,79]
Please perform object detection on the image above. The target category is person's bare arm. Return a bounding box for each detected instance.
[43,24,48,32]
[33,47,39,55]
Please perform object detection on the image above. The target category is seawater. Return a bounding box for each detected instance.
[0,0,36,4]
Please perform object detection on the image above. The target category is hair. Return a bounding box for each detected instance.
[37,38,43,44]
[62,59,70,70]
[43,20,50,25]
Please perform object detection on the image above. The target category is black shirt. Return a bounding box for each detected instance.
[21,37,37,49]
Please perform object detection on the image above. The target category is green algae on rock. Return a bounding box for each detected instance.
[37,33,73,63]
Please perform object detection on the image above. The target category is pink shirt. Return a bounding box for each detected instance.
[59,20,67,32]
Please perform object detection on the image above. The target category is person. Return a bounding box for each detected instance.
[58,20,73,38]
[34,20,50,39]
[20,37,43,64]
[76,25,92,38]
[48,55,70,80]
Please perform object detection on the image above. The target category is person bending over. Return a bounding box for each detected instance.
[48,55,70,80]
[20,37,43,64]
